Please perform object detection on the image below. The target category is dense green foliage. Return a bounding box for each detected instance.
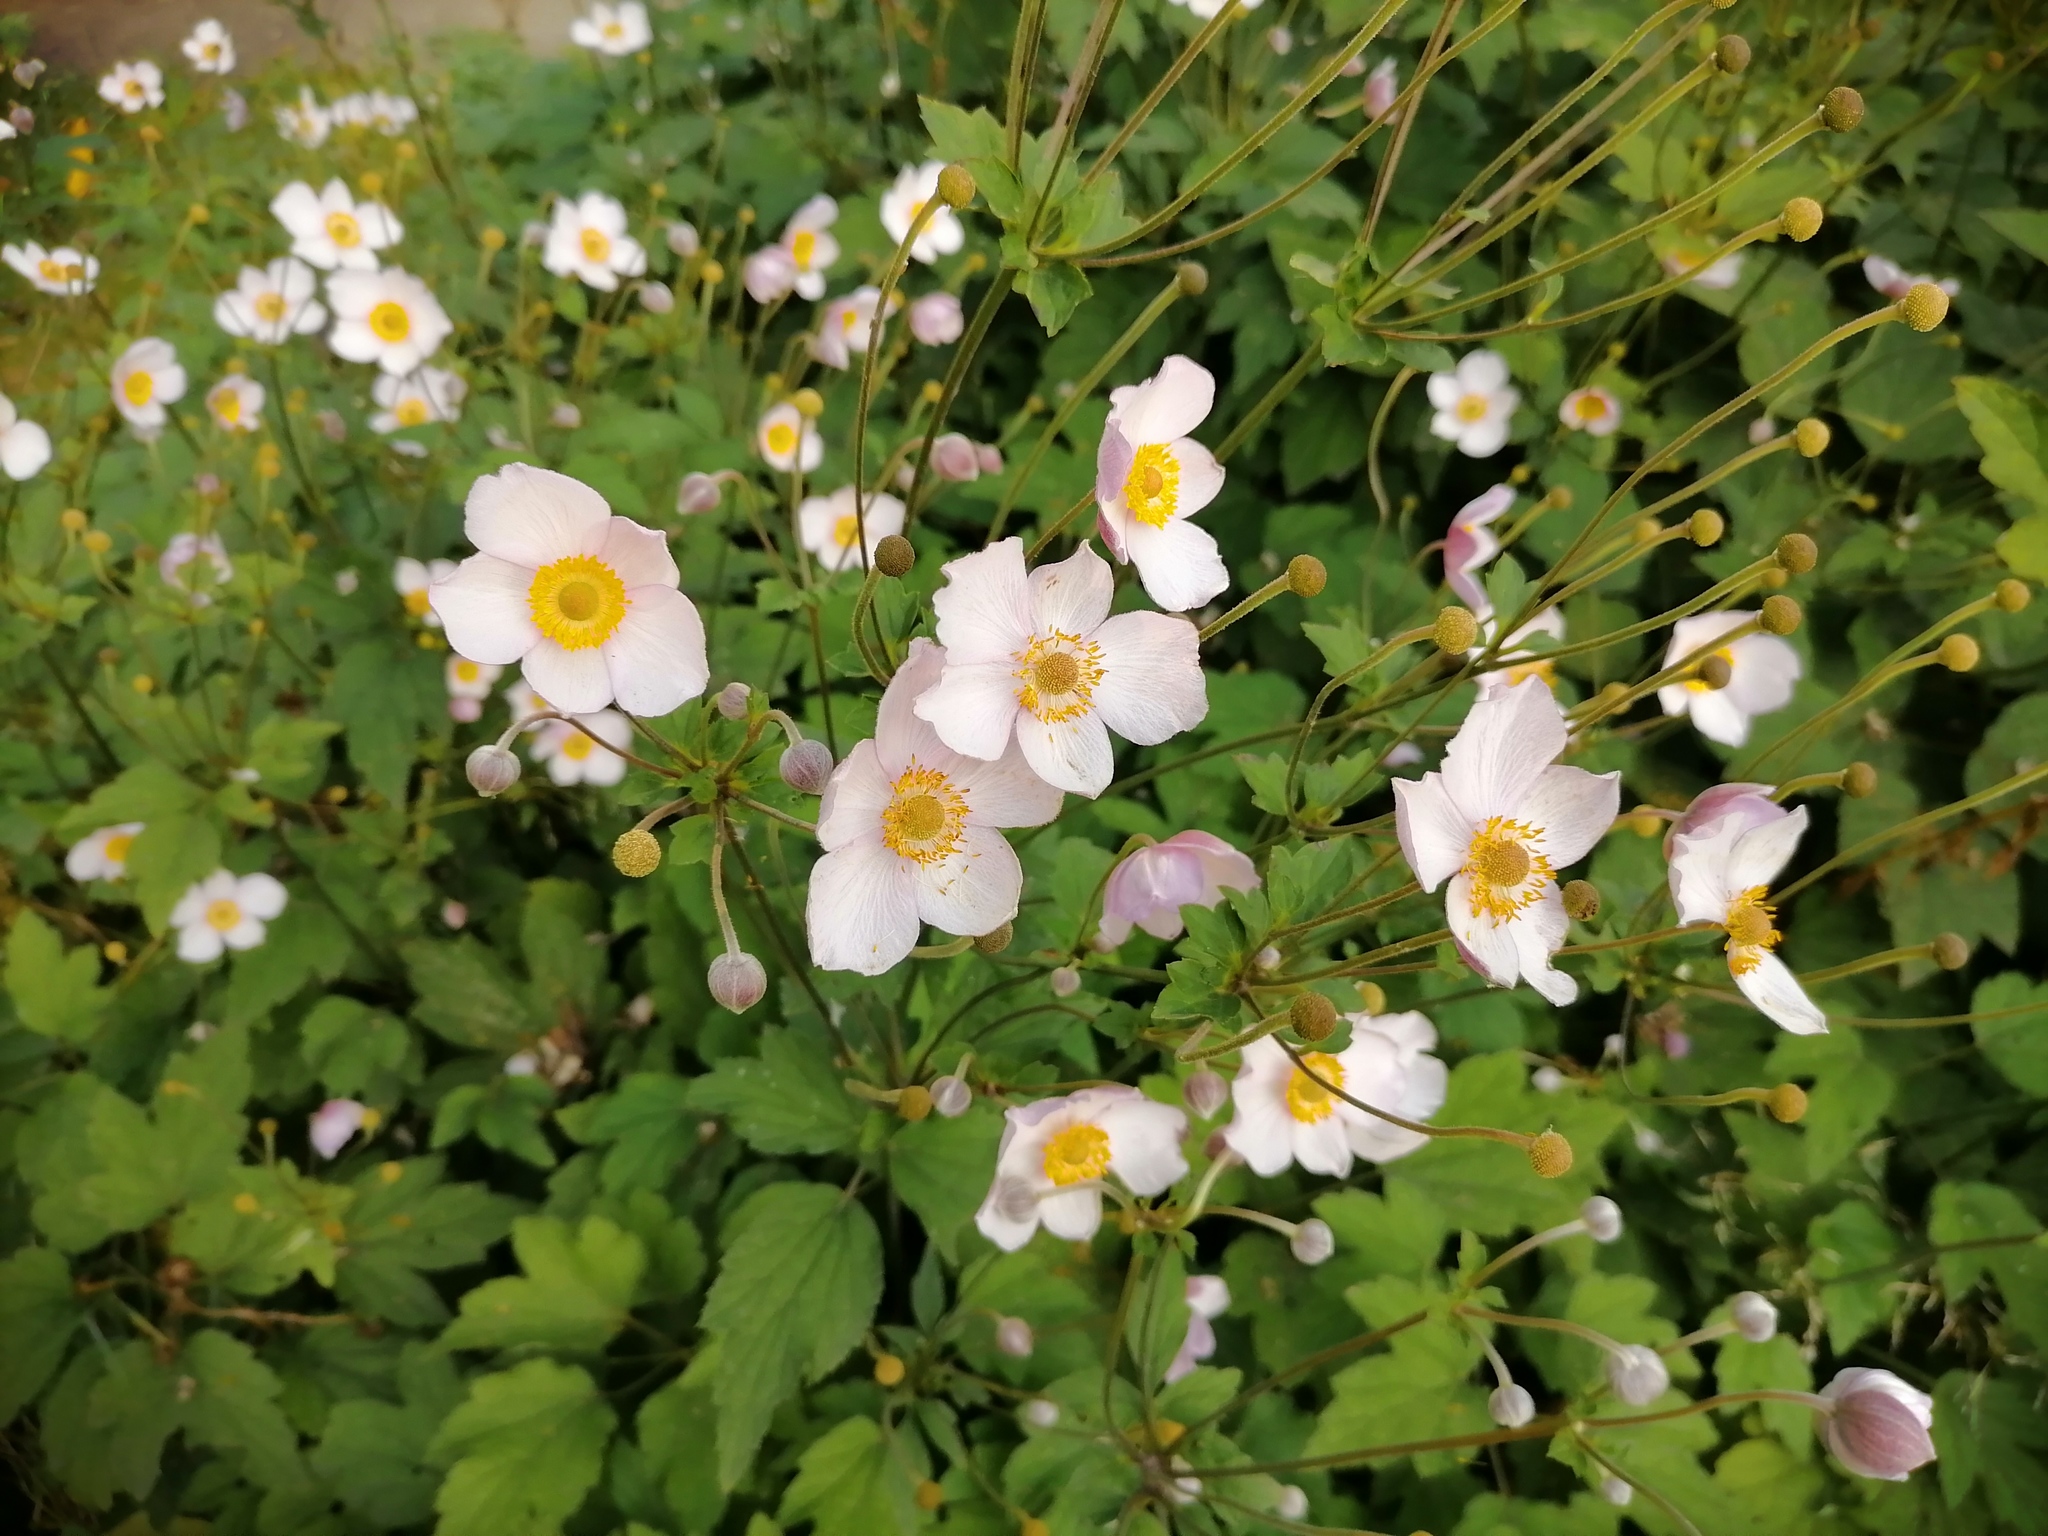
[2,2,2047,1535]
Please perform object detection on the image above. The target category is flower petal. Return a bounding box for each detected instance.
[1726,805,1807,892]
[1522,764,1621,869]
[1508,886,1575,1005]
[914,660,1020,763]
[1018,712,1116,797]
[1099,1097,1189,1195]
[603,586,708,717]
[1393,774,1470,892]
[930,538,1036,666]
[914,823,1023,939]
[465,463,614,567]
[805,838,921,975]
[430,554,542,665]
[1028,540,1115,638]
[1733,948,1828,1034]
[1091,612,1206,745]
[521,640,615,715]
[1125,515,1228,614]
[952,747,1065,828]
[1445,873,1520,988]
[1038,1187,1104,1241]
[1440,677,1564,824]
[598,517,679,589]
[816,740,894,852]
[236,872,288,920]
[1115,355,1215,446]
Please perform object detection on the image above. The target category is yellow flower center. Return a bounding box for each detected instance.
[103,832,135,864]
[215,389,241,424]
[1684,646,1737,693]
[255,291,287,322]
[1285,1052,1345,1124]
[562,732,596,761]
[1015,632,1104,724]
[327,211,362,249]
[791,230,817,269]
[396,397,431,427]
[580,226,612,264]
[765,421,797,456]
[205,898,242,932]
[602,20,624,38]
[202,43,220,60]
[1462,816,1553,923]
[1122,443,1181,529]
[1724,886,1779,973]
[369,301,412,343]
[832,512,861,549]
[1575,393,1609,422]
[123,370,155,407]
[38,258,64,282]
[527,553,628,650]
[455,660,480,682]
[841,306,862,335]
[403,587,433,616]
[1456,393,1491,423]
[1042,1122,1112,1187]
[879,762,968,866]
[125,81,144,99]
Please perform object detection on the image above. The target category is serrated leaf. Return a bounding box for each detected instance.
[4,910,111,1042]
[557,1072,699,1192]
[403,937,538,1052]
[778,1416,919,1536]
[443,1214,646,1353]
[0,1247,82,1421]
[1955,376,2048,514]
[428,1359,616,1536]
[687,1027,864,1155]
[127,814,224,932]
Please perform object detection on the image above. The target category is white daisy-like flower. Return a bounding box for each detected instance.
[364,91,418,135]
[810,285,901,371]
[570,1,652,54]
[807,638,1062,974]
[169,869,289,964]
[1443,483,1514,611]
[1094,355,1228,613]
[395,556,456,625]
[774,194,840,301]
[1427,350,1519,458]
[275,88,331,148]
[1669,796,1826,1035]
[798,485,906,573]
[542,192,648,291]
[214,257,327,344]
[1393,678,1620,1005]
[66,823,144,882]
[98,61,164,114]
[327,93,372,129]
[1558,386,1622,438]
[974,1085,1188,1251]
[271,179,403,271]
[110,337,188,440]
[503,676,556,732]
[428,463,709,717]
[531,709,633,786]
[880,161,967,265]
[1655,612,1800,748]
[1222,1014,1447,1176]
[742,246,798,304]
[205,375,265,434]
[182,20,236,74]
[371,367,467,434]
[160,533,233,606]
[5,242,99,297]
[914,538,1208,798]
[326,268,452,375]
[0,394,53,481]
[445,655,504,722]
[757,401,823,472]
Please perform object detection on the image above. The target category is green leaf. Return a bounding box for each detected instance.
[39,1342,180,1508]
[1018,262,1092,335]
[919,97,1004,163]
[1934,1371,2048,1526]
[428,1358,616,1536]
[244,714,341,800]
[0,1247,82,1421]
[687,1027,864,1155]
[522,878,606,1025]
[635,1372,726,1535]
[1980,206,2048,266]
[1306,1278,1488,1475]
[311,1345,465,1528]
[557,1072,699,1193]
[889,1105,1004,1262]
[1955,376,2048,514]
[4,910,111,1041]
[1807,1199,1897,1352]
[178,1328,307,1490]
[701,1182,884,1487]
[302,995,419,1097]
[171,1160,356,1293]
[443,1214,646,1353]
[403,937,539,1052]
[777,1416,919,1536]
[127,813,224,932]
[1968,971,2048,1095]
[1928,1181,2048,1346]
[334,1157,522,1327]
[54,759,205,839]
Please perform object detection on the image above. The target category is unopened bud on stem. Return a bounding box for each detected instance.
[1434,605,1478,655]
[995,1316,1035,1357]
[1290,1217,1334,1265]
[1899,281,1949,332]
[1175,261,1208,296]
[780,738,834,793]
[716,681,752,720]
[466,743,521,797]
[875,534,915,578]
[1995,579,2030,613]
[1930,932,1971,970]
[677,472,722,514]
[1488,1383,1536,1428]
[937,163,976,208]
[1781,197,1824,242]
[709,951,768,1013]
[896,1085,933,1121]
[1688,509,1724,546]
[1714,34,1751,73]
[1289,992,1337,1043]
[974,922,1013,954]
[1528,1130,1573,1178]
[1820,86,1865,132]
[1776,532,1819,572]
[1581,1196,1623,1242]
[1841,761,1878,797]
[1184,1069,1229,1119]
[1562,879,1601,920]
[1794,418,1831,457]
[1606,1344,1671,1406]
[930,1075,972,1117]
[1287,554,1326,598]
[613,828,662,878]
[1766,1083,1808,1122]
[1937,633,1979,671]
[1731,1291,1779,1343]
[1759,594,1802,635]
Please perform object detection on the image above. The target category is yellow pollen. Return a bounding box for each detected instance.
[368,300,411,343]
[455,660,480,682]
[203,44,220,60]
[841,306,862,334]
[103,832,135,864]
[1122,443,1181,529]
[879,762,968,865]
[1034,650,1081,696]
[580,226,612,264]
[1015,633,1103,723]
[832,512,861,549]
[766,421,797,456]
[527,554,627,650]
[326,211,362,248]
[255,291,287,322]
[395,397,430,427]
[403,588,432,616]
[1475,839,1531,888]
[1285,1052,1345,1124]
[39,259,64,282]
[205,898,242,932]
[791,230,817,269]
[603,20,623,37]
[1576,393,1609,421]
[215,390,241,424]
[1724,886,1780,971]
[562,732,595,761]
[123,370,155,407]
[1456,393,1490,422]
[1462,816,1554,923]
[1041,1122,1111,1186]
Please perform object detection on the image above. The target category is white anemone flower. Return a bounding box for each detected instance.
[4,242,99,297]
[543,192,648,291]
[531,710,633,787]
[0,394,53,480]
[364,91,418,135]
[66,823,144,882]
[428,463,709,717]
[757,401,823,472]
[271,179,403,271]
[205,375,265,434]
[182,21,236,74]
[214,258,326,344]
[1173,0,1266,19]
[445,656,503,722]
[326,268,453,375]
[1559,386,1622,438]
[880,161,967,264]
[1669,798,1826,1034]
[798,485,906,573]
[1656,612,1800,748]
[503,676,557,732]
[778,194,840,301]
[915,538,1208,798]
[372,368,467,434]
[98,62,164,114]
[170,869,288,963]
[1393,678,1620,1005]
[810,286,901,370]
[1094,354,1228,613]
[1474,605,1567,697]
[1222,1014,1447,1176]
[110,338,188,440]
[275,88,331,148]
[807,638,1063,975]
[328,93,372,129]
[974,1085,1188,1251]
[570,2,652,55]
[1443,483,1514,611]
[1427,350,1519,458]
[161,533,234,606]
[742,246,799,304]
[395,556,456,625]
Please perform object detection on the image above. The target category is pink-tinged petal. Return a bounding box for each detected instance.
[598,517,679,589]
[1169,439,1225,519]
[1523,764,1621,869]
[1125,516,1228,614]
[1115,355,1215,446]
[1393,774,1470,892]
[1018,712,1116,797]
[1732,949,1827,1034]
[1445,874,1519,987]
[806,838,921,974]
[1439,677,1565,824]
[951,747,1065,828]
[1091,612,1206,745]
[1507,887,1575,1005]
[430,555,542,665]
[1095,420,1136,514]
[1099,1097,1189,1194]
[816,740,894,852]
[874,637,951,777]
[1028,540,1115,638]
[1038,1187,1105,1241]
[914,823,1023,939]
[931,538,1036,666]
[464,463,613,567]
[1727,634,1801,714]
[1669,819,1744,926]
[1425,372,1463,409]
[1453,484,1515,534]
[603,585,708,716]
[914,660,1021,763]
[1726,805,1807,892]
[520,641,615,714]
[236,872,289,920]
[1096,499,1131,564]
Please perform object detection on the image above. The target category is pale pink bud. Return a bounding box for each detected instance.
[14,59,46,88]
[1600,1476,1632,1507]
[1254,945,1281,971]
[549,402,581,430]
[975,442,1004,476]
[678,472,722,514]
[1580,1196,1622,1243]
[1290,1218,1334,1265]
[1021,1399,1059,1429]
[666,221,700,257]
[466,743,521,796]
[504,1051,539,1076]
[743,245,797,303]
[930,432,981,482]
[709,951,767,1013]
[639,280,675,314]
[1531,1065,1565,1093]
[1267,26,1294,54]
[1049,966,1080,997]
[521,221,549,248]
[930,1075,971,1117]
[1663,780,1781,859]
[995,1316,1034,1357]
[625,992,656,1026]
[1183,1069,1228,1120]
[441,900,468,930]
[715,681,752,719]
[779,739,834,794]
[1364,58,1399,119]
[309,1099,368,1159]
[1730,1291,1778,1343]
[449,696,482,723]
[1748,415,1778,446]
[909,291,964,346]
[1276,1487,1309,1521]
[1098,831,1259,947]
[1488,1383,1535,1428]
[1819,1369,1935,1480]
[1605,1345,1669,1406]
[8,104,33,136]
[315,409,346,442]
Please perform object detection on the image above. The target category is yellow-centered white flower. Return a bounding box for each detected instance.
[810,285,900,371]
[326,268,452,376]
[880,161,966,265]
[98,61,164,114]
[66,823,144,882]
[215,257,326,344]
[275,88,331,148]
[798,485,905,573]
[1668,796,1825,1034]
[1222,1014,1447,1177]
[569,1,652,55]
[4,242,99,297]
[1656,611,1801,748]
[779,194,840,301]
[1427,349,1519,458]
[271,179,403,271]
[182,20,236,75]
[1559,385,1622,438]
[808,639,1062,975]
[1094,355,1228,613]
[543,192,648,291]
[395,556,456,627]
[110,338,188,440]
[1394,678,1619,1005]
[170,869,288,964]
[756,401,823,472]
[428,464,708,717]
[916,538,1208,798]
[205,375,265,434]
[531,710,633,787]
[372,368,467,434]
[974,1085,1188,1251]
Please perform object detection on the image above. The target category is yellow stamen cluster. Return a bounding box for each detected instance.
[1122,444,1182,528]
[527,554,628,650]
[1285,1053,1345,1124]
[1041,1122,1112,1186]
[879,762,968,866]
[1463,817,1552,922]
[1723,885,1780,973]
[1015,633,1104,724]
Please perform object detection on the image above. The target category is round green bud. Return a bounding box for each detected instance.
[1995,578,2031,613]
[1288,554,1327,598]
[1562,880,1601,921]
[1794,418,1831,458]
[1689,509,1725,546]
[1176,261,1209,296]
[1930,932,1971,971]
[1434,605,1479,655]
[1820,86,1865,132]
[1775,532,1819,573]
[1841,761,1878,798]
[1289,992,1338,1043]
[1759,594,1802,635]
[936,164,976,209]
[1715,35,1751,73]
[1782,197,1824,242]
[1938,632,1980,671]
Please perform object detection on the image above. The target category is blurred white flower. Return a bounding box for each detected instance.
[1428,350,1519,457]
[326,268,452,375]
[365,91,417,135]
[5,241,99,296]
[571,2,652,55]
[1862,255,1959,303]
[0,394,53,480]
[221,88,248,131]
[66,823,144,882]
[395,556,456,625]
[776,194,840,301]
[205,375,265,434]
[1165,1275,1231,1382]
[811,285,901,370]
[111,337,187,441]
[1223,1013,1446,1175]
[215,257,327,344]
[798,485,906,573]
[974,1084,1187,1250]
[98,61,164,114]
[446,656,504,723]
[170,869,288,963]
[1094,354,1228,612]
[1656,611,1800,747]
[757,401,823,472]
[531,710,633,786]
[909,290,963,345]
[543,191,648,291]
[880,161,966,264]
[161,533,233,605]
[275,88,332,148]
[182,20,236,74]
[1363,57,1399,117]
[372,368,467,434]
[1559,385,1621,437]
[272,179,403,271]
[310,1099,369,1159]
[1662,244,1743,291]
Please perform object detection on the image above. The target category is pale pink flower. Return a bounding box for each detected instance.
[1819,1369,1936,1481]
[1656,612,1800,747]
[974,1085,1187,1250]
[1443,484,1513,610]
[310,1098,369,1159]
[1094,354,1228,613]
[1165,1275,1231,1382]
[1559,386,1621,437]
[1097,831,1258,947]
[1222,1013,1446,1175]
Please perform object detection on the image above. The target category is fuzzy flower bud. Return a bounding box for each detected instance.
[1759,594,1802,635]
[780,739,834,794]
[1528,1130,1573,1178]
[716,681,752,720]
[1580,1196,1623,1243]
[1601,1477,1633,1508]
[1049,966,1081,998]
[1289,992,1337,1043]
[1995,579,2030,613]
[1937,633,1979,671]
[1287,554,1327,598]
[666,221,700,257]
[1605,1344,1670,1406]
[974,921,1013,954]
[1777,535,1819,576]
[639,280,675,314]
[466,743,521,797]
[875,534,916,578]
[1290,1218,1335,1266]
[930,1075,972,1117]
[677,472,723,514]
[897,1085,933,1121]
[1714,34,1751,72]
[1561,879,1601,921]
[1782,197,1824,242]
[1184,1069,1229,1120]
[909,292,964,346]
[1820,1369,1936,1480]
[708,951,768,1013]
[995,1316,1035,1357]
[1820,86,1865,132]
[1899,281,1949,332]
[1730,1291,1779,1343]
[1488,1384,1536,1428]
[936,163,976,208]
[1767,1083,1808,1122]
[1842,761,1878,797]
[1022,1398,1060,1429]
[931,432,982,482]
[1688,508,1724,546]
[1930,932,1971,970]
[612,828,662,878]
[1434,605,1479,655]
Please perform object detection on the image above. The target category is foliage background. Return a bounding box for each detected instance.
[2,1,2047,1534]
